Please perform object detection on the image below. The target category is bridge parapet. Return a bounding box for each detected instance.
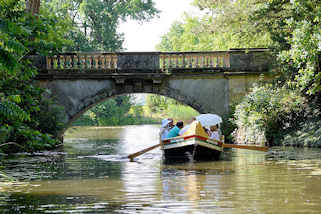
[32,48,272,73]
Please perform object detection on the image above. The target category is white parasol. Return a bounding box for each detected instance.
[195,114,222,127]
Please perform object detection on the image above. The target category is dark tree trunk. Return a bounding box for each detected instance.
[26,0,40,15]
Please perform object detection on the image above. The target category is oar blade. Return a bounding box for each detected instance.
[223,144,269,152]
[127,143,161,161]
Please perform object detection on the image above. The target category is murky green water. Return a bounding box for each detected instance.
[1,125,321,213]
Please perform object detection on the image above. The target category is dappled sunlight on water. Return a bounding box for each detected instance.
[1,126,321,213]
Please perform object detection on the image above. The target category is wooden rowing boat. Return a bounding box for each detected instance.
[161,121,268,162]
[127,121,268,162]
[161,121,223,161]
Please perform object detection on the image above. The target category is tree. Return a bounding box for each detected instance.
[88,95,133,126]
[157,0,272,51]
[252,0,321,95]
[26,0,40,15]
[44,0,159,51]
[0,0,66,152]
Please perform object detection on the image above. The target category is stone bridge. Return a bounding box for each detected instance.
[33,48,275,136]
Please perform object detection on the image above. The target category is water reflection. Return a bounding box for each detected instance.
[0,126,321,214]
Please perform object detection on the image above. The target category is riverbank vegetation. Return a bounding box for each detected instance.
[157,0,320,147]
[0,0,67,153]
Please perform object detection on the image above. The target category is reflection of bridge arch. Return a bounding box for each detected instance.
[34,49,275,138]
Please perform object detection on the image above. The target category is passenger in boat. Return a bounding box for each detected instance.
[179,117,196,136]
[166,121,184,138]
[168,118,174,129]
[209,124,220,141]
[160,119,171,140]
[204,127,211,136]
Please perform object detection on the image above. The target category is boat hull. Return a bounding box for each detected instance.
[162,136,223,162]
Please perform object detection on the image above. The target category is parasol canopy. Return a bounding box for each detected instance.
[196,114,222,127]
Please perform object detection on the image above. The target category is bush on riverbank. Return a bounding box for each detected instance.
[233,84,308,146]
[282,118,321,148]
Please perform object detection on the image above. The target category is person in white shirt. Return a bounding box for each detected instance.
[209,124,220,141]
[160,119,171,140]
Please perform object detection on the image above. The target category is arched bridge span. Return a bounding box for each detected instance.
[33,49,275,136]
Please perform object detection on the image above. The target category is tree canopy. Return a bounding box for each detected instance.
[44,0,159,51]
[157,0,272,51]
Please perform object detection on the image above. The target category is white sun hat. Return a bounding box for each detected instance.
[161,119,170,128]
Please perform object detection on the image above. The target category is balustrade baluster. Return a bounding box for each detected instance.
[106,55,110,69]
[181,54,184,68]
[49,56,53,69]
[67,56,72,69]
[105,55,109,69]
[182,55,186,68]
[94,55,97,69]
[159,54,163,71]
[79,55,83,69]
[77,55,81,69]
[110,55,114,69]
[175,54,178,68]
[201,55,204,68]
[57,55,61,70]
[62,55,67,69]
[225,54,230,67]
[97,55,101,69]
[222,55,226,68]
[102,55,106,69]
[70,55,74,69]
[205,55,209,68]
[208,54,213,68]
[85,54,91,69]
[56,55,59,69]
[159,54,163,70]
[168,55,171,69]
[89,55,94,69]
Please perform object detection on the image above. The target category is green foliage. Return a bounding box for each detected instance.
[35,97,66,137]
[44,0,159,51]
[234,84,307,145]
[166,104,199,122]
[75,95,133,126]
[145,94,198,123]
[252,0,321,95]
[0,0,66,152]
[157,0,272,51]
[0,99,30,122]
[282,119,321,148]
[146,94,169,112]
[131,105,144,118]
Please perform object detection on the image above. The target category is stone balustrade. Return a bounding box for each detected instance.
[32,49,272,73]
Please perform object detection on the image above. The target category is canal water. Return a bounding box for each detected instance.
[1,125,321,213]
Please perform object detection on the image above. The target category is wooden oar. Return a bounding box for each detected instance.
[222,144,269,152]
[128,143,162,162]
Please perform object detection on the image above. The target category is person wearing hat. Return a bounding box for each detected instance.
[160,119,172,140]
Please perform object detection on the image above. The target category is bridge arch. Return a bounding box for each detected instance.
[43,78,209,130]
[34,49,275,139]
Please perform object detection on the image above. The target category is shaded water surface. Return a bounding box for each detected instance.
[1,125,321,213]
